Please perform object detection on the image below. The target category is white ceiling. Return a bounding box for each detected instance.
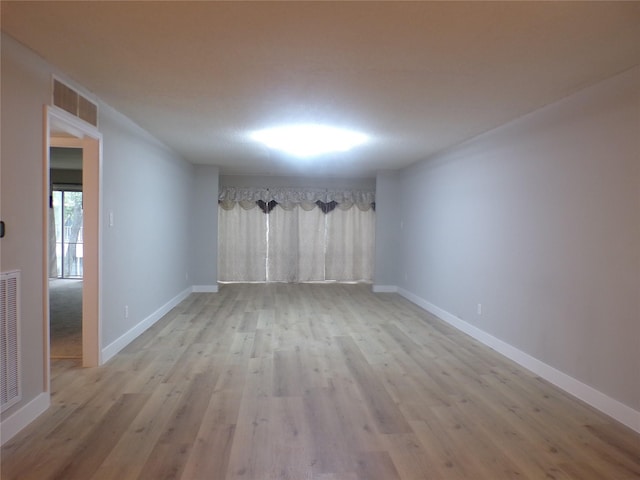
[2,1,639,178]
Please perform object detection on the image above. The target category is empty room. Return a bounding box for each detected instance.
[1,2,639,479]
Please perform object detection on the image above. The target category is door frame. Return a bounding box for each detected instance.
[44,105,102,381]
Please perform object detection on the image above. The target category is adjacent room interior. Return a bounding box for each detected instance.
[1,2,639,479]
[49,146,84,361]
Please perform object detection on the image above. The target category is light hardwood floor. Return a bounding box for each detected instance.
[2,284,639,479]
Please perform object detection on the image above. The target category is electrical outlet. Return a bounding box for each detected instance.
[125,305,129,318]
[477,303,482,315]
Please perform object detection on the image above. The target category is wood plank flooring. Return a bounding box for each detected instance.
[2,283,639,479]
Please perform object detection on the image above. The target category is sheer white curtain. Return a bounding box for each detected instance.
[218,187,375,283]
[297,206,326,281]
[268,205,327,282]
[268,206,297,282]
[326,206,375,281]
[218,203,266,281]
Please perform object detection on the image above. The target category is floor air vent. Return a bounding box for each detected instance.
[1,270,21,412]
[53,78,98,127]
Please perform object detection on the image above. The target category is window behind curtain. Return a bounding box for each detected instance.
[325,206,375,282]
[218,203,374,283]
[218,204,267,282]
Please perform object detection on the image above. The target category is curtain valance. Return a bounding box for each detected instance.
[218,187,375,212]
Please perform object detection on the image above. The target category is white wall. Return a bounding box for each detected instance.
[397,66,640,420]
[1,34,52,421]
[374,171,401,289]
[0,34,195,430]
[190,165,219,291]
[100,104,194,348]
[220,174,375,190]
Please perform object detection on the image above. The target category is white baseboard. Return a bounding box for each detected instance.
[102,287,192,363]
[0,393,50,446]
[397,288,640,434]
[192,285,219,293]
[372,285,398,293]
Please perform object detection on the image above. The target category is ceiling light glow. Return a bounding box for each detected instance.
[250,124,368,158]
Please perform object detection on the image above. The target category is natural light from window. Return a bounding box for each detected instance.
[250,124,369,158]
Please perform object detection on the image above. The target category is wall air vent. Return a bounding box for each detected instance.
[1,270,21,412]
[53,79,98,127]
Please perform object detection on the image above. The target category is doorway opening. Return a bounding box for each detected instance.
[49,147,84,359]
[45,106,101,385]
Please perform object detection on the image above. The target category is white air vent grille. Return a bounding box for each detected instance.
[53,78,98,127]
[1,270,21,412]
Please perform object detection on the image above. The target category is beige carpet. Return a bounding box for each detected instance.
[49,279,82,359]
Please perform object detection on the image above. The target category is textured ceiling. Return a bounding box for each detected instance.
[2,1,639,177]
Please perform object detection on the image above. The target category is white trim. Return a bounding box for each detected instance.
[192,285,219,293]
[81,135,102,367]
[372,285,398,293]
[101,287,192,363]
[0,393,50,446]
[397,288,640,434]
[48,105,100,138]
